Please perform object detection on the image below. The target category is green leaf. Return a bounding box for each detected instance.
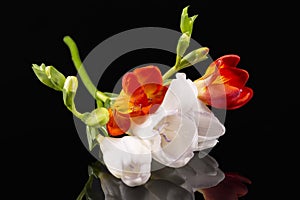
[86,126,99,151]
[180,6,198,36]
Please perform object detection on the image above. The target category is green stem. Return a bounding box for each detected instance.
[175,55,181,68]
[63,36,109,103]
[68,106,84,119]
[162,66,178,81]
[96,91,109,104]
[76,175,94,200]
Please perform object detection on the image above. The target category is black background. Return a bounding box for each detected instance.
[2,0,296,199]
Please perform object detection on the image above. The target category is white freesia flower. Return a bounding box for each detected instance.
[97,73,225,187]
[97,135,152,187]
[130,73,225,167]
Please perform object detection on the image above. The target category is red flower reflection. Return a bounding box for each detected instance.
[107,66,168,136]
[195,55,253,109]
[200,172,251,200]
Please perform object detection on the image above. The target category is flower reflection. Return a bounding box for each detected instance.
[78,152,251,200]
[199,172,252,200]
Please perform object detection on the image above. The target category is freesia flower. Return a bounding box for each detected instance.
[107,66,168,136]
[130,73,225,168]
[97,135,152,187]
[194,55,253,109]
[97,72,225,186]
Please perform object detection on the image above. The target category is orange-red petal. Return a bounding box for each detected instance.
[218,68,249,88]
[106,108,131,137]
[122,72,141,95]
[134,65,163,86]
[122,65,163,96]
[108,65,167,136]
[227,87,253,110]
[196,54,253,110]
[198,84,241,109]
[217,54,240,69]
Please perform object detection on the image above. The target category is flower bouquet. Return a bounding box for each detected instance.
[32,5,253,199]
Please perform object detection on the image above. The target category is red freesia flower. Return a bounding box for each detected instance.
[106,66,168,136]
[200,172,251,200]
[194,55,253,110]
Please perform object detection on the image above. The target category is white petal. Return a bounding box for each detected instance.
[151,115,198,168]
[197,139,219,151]
[192,100,225,150]
[159,73,199,114]
[97,135,152,187]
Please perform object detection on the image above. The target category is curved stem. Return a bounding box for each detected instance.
[68,106,84,119]
[162,66,177,81]
[63,36,109,103]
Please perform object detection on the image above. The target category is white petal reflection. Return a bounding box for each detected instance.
[86,152,225,200]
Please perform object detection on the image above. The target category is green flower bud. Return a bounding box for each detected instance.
[32,64,65,91]
[176,33,190,58]
[45,66,66,90]
[82,107,109,127]
[63,76,78,109]
[180,6,198,36]
[32,64,57,90]
[63,76,78,93]
[178,47,209,69]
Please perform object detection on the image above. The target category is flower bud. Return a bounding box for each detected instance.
[63,76,78,93]
[32,64,57,90]
[45,66,66,90]
[178,47,209,69]
[83,107,110,127]
[32,64,66,91]
[63,76,78,109]
[176,33,190,58]
[180,6,198,36]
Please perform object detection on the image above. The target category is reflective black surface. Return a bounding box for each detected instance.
[78,152,250,200]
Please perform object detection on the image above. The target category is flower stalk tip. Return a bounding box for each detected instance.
[180,5,198,36]
[32,64,66,91]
